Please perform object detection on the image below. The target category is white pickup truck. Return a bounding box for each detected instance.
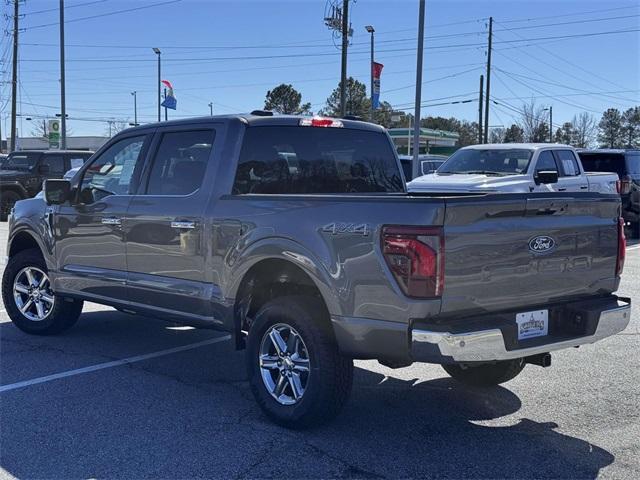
[407,143,619,194]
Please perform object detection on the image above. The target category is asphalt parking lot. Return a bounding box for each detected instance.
[0,223,638,479]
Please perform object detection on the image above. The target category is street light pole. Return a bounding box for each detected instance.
[543,106,553,142]
[208,102,213,116]
[153,48,161,122]
[60,0,67,150]
[365,25,375,122]
[412,0,425,180]
[131,91,137,126]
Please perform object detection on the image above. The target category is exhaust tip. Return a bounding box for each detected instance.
[526,353,552,368]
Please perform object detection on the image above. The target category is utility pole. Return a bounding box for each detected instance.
[365,25,375,122]
[483,16,493,144]
[208,102,213,116]
[0,84,3,153]
[153,48,161,121]
[478,74,484,144]
[339,0,349,117]
[412,0,425,180]
[60,0,67,149]
[549,106,553,142]
[131,91,137,126]
[10,0,19,152]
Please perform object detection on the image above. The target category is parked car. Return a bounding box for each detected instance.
[577,149,639,238]
[0,153,7,169]
[0,150,93,220]
[399,154,447,181]
[2,115,630,428]
[407,144,618,194]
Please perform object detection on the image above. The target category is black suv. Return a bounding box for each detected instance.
[1,150,94,220]
[577,149,640,238]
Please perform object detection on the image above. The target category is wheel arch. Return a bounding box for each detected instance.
[7,228,54,270]
[229,241,342,349]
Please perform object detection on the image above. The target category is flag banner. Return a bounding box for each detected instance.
[161,79,177,110]
[372,62,384,110]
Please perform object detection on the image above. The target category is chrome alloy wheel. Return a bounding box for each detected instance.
[259,323,311,405]
[13,267,55,322]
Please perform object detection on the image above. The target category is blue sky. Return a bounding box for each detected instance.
[1,0,639,137]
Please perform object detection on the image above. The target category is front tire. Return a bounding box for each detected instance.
[247,296,353,429]
[442,359,526,387]
[2,249,83,335]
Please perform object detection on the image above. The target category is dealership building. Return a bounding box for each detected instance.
[388,128,459,156]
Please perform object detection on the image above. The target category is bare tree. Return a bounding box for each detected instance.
[572,112,597,148]
[30,120,48,139]
[519,100,549,142]
[105,120,129,137]
[489,127,506,143]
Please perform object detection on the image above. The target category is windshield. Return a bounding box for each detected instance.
[438,148,533,175]
[3,152,41,171]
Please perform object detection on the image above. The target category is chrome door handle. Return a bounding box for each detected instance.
[171,221,196,229]
[101,217,122,226]
[580,185,588,190]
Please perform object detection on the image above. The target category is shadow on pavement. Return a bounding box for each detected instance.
[0,311,615,479]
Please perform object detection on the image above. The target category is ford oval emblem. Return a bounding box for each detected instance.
[529,235,556,253]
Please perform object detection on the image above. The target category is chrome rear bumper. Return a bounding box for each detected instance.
[412,298,631,363]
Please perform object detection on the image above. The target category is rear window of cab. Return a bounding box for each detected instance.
[233,126,403,194]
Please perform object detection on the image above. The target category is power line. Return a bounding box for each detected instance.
[19,29,486,51]
[24,0,107,16]
[18,27,640,64]
[494,68,639,103]
[498,5,638,24]
[493,70,602,114]
[492,47,633,109]
[25,0,183,30]
[494,13,640,32]
[384,66,484,94]
[494,20,635,93]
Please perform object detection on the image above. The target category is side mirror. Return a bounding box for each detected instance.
[535,170,559,185]
[43,179,71,205]
[38,164,50,174]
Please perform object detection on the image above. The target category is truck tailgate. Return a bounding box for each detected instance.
[440,193,620,317]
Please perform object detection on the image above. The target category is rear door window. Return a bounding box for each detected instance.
[554,150,581,176]
[233,126,403,194]
[41,155,65,175]
[144,130,215,196]
[67,154,91,170]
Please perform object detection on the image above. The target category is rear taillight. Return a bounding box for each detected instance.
[619,175,632,194]
[381,226,444,298]
[616,217,626,277]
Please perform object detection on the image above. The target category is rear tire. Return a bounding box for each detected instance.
[2,249,83,335]
[1,190,21,221]
[247,295,353,429]
[442,359,526,387]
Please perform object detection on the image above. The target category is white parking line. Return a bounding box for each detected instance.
[0,335,231,394]
[627,244,640,251]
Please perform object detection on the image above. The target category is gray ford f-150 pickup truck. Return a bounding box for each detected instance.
[1,113,631,428]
